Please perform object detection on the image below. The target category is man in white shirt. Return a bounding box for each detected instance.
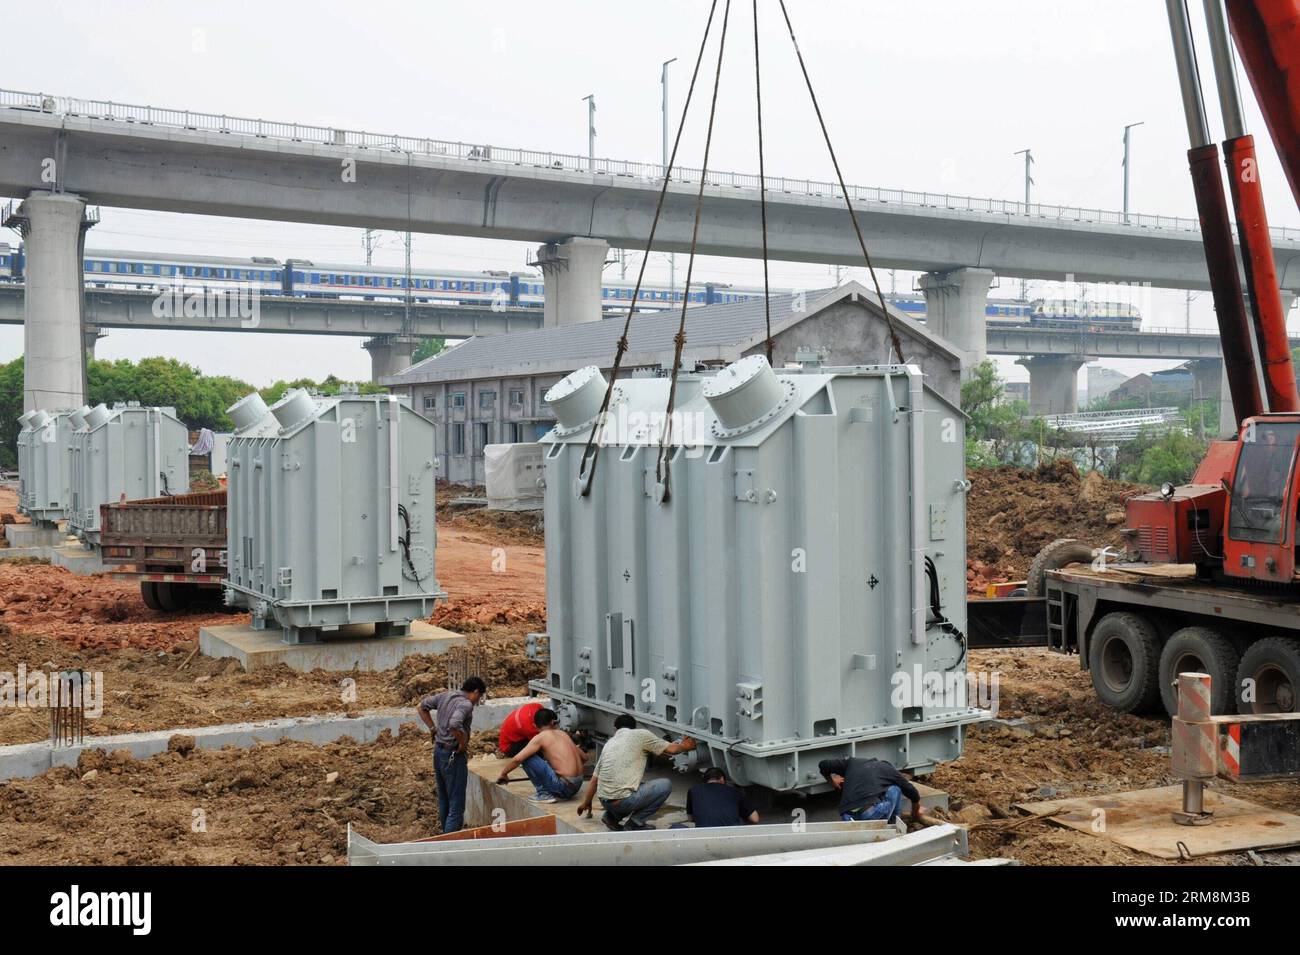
[577,713,696,831]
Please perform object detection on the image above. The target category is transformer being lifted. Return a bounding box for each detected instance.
[532,356,987,793]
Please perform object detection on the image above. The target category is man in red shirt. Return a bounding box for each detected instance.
[497,701,544,759]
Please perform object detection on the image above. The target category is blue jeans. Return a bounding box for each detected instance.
[521,754,582,800]
[841,785,902,823]
[434,745,468,833]
[601,777,672,827]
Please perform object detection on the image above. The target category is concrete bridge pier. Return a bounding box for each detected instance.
[84,324,106,361]
[1218,359,1239,438]
[917,267,994,377]
[4,191,94,411]
[1018,355,1085,415]
[365,334,419,382]
[536,237,609,328]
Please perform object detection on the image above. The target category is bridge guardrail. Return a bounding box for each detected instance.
[5,87,1299,243]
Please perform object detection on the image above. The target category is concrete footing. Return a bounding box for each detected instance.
[4,522,65,547]
[0,697,543,781]
[0,540,102,572]
[199,620,467,672]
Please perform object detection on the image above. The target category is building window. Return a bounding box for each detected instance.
[451,423,465,456]
[423,394,437,412]
[475,422,490,453]
[451,392,466,410]
[509,422,523,443]
[479,391,496,410]
[509,388,524,410]
[538,388,550,410]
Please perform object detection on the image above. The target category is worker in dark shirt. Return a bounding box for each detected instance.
[684,768,760,827]
[818,757,925,825]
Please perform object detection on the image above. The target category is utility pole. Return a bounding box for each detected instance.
[1122,121,1144,223]
[661,58,677,299]
[1014,148,1034,208]
[363,229,375,266]
[1014,148,1034,301]
[583,94,596,172]
[403,230,413,337]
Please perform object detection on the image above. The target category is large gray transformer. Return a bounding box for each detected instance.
[68,403,191,545]
[15,407,81,525]
[224,389,443,644]
[534,357,986,792]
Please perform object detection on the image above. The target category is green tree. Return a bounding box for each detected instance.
[0,356,387,467]
[1114,426,1208,485]
[412,337,446,364]
[961,360,1029,468]
[0,357,24,469]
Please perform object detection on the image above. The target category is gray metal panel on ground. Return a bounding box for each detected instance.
[346,820,898,866]
[687,823,969,866]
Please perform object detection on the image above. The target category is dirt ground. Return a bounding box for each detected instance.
[965,461,1148,592]
[930,649,1300,865]
[437,482,544,548]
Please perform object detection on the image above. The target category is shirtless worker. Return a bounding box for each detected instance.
[494,708,588,803]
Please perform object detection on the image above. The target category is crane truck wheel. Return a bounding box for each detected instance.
[140,581,164,612]
[1158,627,1239,717]
[1027,539,1095,596]
[1088,612,1162,713]
[1235,637,1300,715]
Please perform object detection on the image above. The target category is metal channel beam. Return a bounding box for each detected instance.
[347,820,899,866]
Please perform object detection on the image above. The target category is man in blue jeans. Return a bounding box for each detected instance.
[417,676,487,834]
[494,708,588,803]
[818,756,926,826]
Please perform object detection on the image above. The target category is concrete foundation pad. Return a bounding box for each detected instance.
[0,541,100,572]
[4,523,65,547]
[1017,785,1300,859]
[48,543,104,574]
[0,696,544,781]
[465,756,948,833]
[199,620,467,672]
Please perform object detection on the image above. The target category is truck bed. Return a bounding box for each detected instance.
[99,490,227,572]
[1047,561,1300,655]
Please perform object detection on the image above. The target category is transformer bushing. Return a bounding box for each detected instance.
[533,357,987,793]
[223,389,444,644]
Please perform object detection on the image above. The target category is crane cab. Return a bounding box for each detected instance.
[1124,415,1300,584]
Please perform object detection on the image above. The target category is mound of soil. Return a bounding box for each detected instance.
[965,461,1147,592]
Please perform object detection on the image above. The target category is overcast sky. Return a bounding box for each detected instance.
[4,0,1297,387]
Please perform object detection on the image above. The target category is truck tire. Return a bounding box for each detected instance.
[155,583,192,612]
[1158,627,1239,717]
[1089,611,1162,713]
[1236,637,1300,714]
[1027,539,1094,596]
[140,581,164,611]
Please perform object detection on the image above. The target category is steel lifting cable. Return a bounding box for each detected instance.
[656,0,733,503]
[576,0,721,498]
[754,0,773,364]
[777,0,905,366]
